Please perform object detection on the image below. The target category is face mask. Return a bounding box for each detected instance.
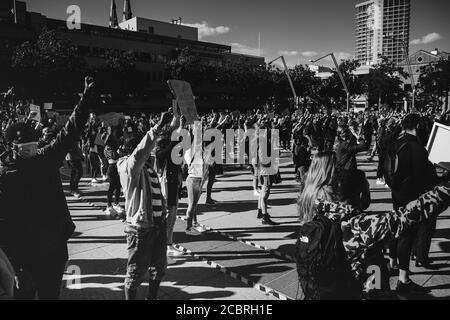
[14,142,38,158]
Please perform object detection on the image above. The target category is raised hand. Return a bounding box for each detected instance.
[83,76,95,96]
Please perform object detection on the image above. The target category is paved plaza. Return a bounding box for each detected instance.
[60,151,450,300]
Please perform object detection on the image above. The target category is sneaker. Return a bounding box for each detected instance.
[396,280,431,297]
[193,223,207,233]
[104,206,118,219]
[253,190,261,197]
[185,227,202,236]
[415,260,440,270]
[376,178,385,185]
[91,178,100,184]
[167,246,184,257]
[113,204,125,215]
[71,190,82,198]
[205,198,217,205]
[262,215,279,226]
[167,256,177,266]
[102,175,108,182]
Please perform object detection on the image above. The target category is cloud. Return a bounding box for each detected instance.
[278,50,299,57]
[229,42,262,56]
[410,32,443,45]
[183,21,230,40]
[301,51,318,58]
[335,52,353,60]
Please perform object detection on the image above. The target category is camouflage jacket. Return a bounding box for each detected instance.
[316,186,450,279]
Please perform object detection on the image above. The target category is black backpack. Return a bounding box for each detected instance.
[295,214,356,300]
[383,141,408,189]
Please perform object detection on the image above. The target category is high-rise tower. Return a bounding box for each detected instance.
[355,0,410,66]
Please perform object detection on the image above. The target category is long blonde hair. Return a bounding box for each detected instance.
[298,152,336,223]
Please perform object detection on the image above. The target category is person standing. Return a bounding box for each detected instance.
[67,141,84,198]
[103,132,124,218]
[0,77,95,299]
[387,114,438,297]
[155,114,184,264]
[118,111,173,300]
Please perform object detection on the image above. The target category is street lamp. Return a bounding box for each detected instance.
[267,56,298,109]
[310,53,350,112]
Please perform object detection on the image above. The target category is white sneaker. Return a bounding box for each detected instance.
[376,178,385,185]
[112,204,125,215]
[193,223,207,233]
[167,256,177,266]
[253,190,261,197]
[91,178,100,184]
[167,246,184,257]
[104,206,118,219]
[102,175,108,182]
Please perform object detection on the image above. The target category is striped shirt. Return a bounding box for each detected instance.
[144,162,163,218]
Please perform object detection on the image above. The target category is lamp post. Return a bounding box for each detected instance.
[267,56,298,109]
[384,33,415,112]
[310,53,350,112]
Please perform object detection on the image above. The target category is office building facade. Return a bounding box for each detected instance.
[355,0,410,66]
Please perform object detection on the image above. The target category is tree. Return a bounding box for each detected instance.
[417,58,450,111]
[11,28,87,99]
[365,56,408,109]
[93,49,147,100]
[318,59,364,109]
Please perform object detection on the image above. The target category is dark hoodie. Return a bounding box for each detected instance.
[0,96,90,268]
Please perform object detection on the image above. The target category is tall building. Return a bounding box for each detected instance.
[355,0,410,66]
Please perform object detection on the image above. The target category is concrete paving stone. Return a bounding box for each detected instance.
[263,269,302,300]
[191,241,296,286]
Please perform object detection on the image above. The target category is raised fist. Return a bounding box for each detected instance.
[84,76,95,96]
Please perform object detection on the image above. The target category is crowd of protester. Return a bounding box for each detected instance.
[1,77,450,300]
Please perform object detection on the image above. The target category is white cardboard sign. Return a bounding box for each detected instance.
[427,122,450,171]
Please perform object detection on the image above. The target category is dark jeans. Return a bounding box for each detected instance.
[89,152,100,179]
[376,152,384,179]
[389,191,420,270]
[206,167,216,199]
[14,246,68,300]
[413,216,438,263]
[124,224,167,291]
[69,160,83,191]
[107,163,121,206]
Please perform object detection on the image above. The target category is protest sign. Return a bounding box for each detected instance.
[427,122,450,171]
[97,112,124,127]
[44,102,53,110]
[29,104,41,122]
[167,80,198,124]
[172,99,180,118]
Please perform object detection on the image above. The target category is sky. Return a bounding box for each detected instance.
[25,0,450,67]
